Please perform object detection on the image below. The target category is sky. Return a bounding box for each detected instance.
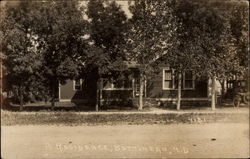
[116,1,132,18]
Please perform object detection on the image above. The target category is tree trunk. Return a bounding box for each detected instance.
[95,89,99,111]
[95,79,99,111]
[226,80,228,90]
[211,76,216,110]
[51,86,55,110]
[19,87,24,111]
[138,74,144,111]
[44,93,48,104]
[176,72,182,110]
[144,76,147,97]
[221,80,225,97]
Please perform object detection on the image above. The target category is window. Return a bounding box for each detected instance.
[183,70,194,89]
[73,79,82,91]
[163,68,175,89]
[163,69,195,90]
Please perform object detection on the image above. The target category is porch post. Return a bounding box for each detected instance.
[95,79,99,111]
[132,78,135,98]
[58,82,61,102]
[144,78,147,98]
[100,78,103,107]
[138,76,144,110]
[176,72,182,110]
[211,76,216,110]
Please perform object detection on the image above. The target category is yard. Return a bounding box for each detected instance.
[1,103,249,126]
[1,102,249,158]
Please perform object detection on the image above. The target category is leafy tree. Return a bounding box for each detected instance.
[1,1,44,110]
[173,0,244,110]
[126,0,178,110]
[126,0,245,110]
[86,0,128,111]
[207,0,248,68]
[206,0,248,96]
[33,1,89,108]
[1,1,90,109]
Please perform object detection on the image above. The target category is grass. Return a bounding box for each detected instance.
[1,109,248,126]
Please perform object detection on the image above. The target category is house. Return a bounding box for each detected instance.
[58,61,218,108]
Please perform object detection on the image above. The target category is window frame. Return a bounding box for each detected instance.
[73,79,83,91]
[162,68,176,90]
[183,70,195,90]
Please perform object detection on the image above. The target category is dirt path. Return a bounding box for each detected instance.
[1,123,249,158]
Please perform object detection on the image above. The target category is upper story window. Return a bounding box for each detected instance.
[73,79,82,91]
[183,70,195,90]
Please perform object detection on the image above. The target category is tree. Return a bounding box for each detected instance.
[1,1,90,109]
[208,0,248,96]
[207,0,248,68]
[86,0,128,111]
[1,1,44,110]
[131,0,246,111]
[126,0,178,110]
[174,0,244,110]
[33,1,89,108]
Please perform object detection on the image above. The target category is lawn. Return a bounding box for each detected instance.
[1,108,248,126]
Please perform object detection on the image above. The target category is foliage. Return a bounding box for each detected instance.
[86,0,128,79]
[207,0,248,68]
[1,1,90,106]
[1,0,247,110]
[31,1,90,106]
[172,0,245,80]
[124,0,179,109]
[1,1,45,105]
[170,0,247,109]
[35,1,89,82]
[126,0,178,76]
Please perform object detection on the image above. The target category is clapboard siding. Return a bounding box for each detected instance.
[147,67,208,98]
[59,71,98,105]
[59,66,208,106]
[60,80,75,100]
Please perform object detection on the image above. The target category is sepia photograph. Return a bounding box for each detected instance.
[0,0,249,158]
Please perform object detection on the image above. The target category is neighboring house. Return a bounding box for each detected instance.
[58,61,220,107]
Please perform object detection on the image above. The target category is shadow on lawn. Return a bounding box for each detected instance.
[2,100,245,112]
[1,105,78,112]
[1,103,140,112]
[156,100,248,111]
